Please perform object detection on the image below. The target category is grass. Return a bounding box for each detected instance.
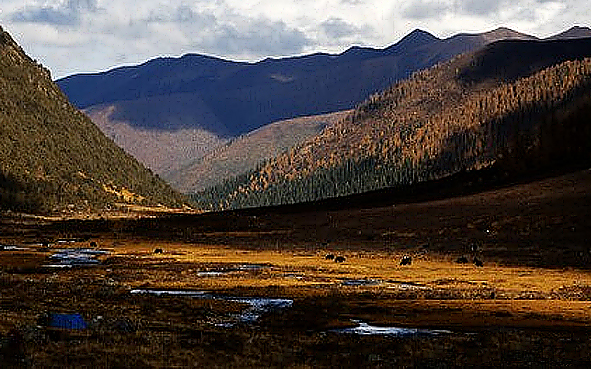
[103,240,591,296]
[1,169,590,367]
[2,240,591,367]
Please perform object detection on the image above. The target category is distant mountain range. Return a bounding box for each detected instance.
[193,36,591,210]
[0,26,185,214]
[59,26,537,136]
[56,27,591,181]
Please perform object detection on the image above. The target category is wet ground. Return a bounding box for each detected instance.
[1,169,591,367]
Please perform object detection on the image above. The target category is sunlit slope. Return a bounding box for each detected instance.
[195,38,591,210]
[0,26,186,213]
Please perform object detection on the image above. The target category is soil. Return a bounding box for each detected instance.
[1,169,591,368]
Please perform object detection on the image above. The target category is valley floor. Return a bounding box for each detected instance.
[1,169,591,367]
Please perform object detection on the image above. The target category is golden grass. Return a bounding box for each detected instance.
[5,239,589,330]
[103,240,591,294]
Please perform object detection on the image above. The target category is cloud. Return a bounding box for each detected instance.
[320,17,361,39]
[198,18,311,57]
[11,0,99,26]
[458,0,504,16]
[340,0,365,4]
[136,3,312,58]
[18,0,97,24]
[146,4,216,24]
[402,0,515,20]
[402,0,453,20]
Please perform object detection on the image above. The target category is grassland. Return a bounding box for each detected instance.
[1,169,590,367]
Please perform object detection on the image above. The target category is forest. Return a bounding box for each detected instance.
[193,42,591,211]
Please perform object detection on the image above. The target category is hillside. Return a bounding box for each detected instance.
[85,104,226,177]
[56,27,542,176]
[0,26,186,214]
[546,25,591,40]
[166,110,351,193]
[194,37,591,210]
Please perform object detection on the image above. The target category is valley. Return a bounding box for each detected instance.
[57,27,584,185]
[1,168,590,367]
[0,20,590,367]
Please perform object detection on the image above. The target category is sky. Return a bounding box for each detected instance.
[0,0,588,79]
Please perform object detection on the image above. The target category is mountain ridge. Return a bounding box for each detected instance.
[192,37,591,210]
[546,26,591,40]
[57,26,590,180]
[58,26,538,134]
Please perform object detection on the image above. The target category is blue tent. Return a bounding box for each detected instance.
[48,313,87,330]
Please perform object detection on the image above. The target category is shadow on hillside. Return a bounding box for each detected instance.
[36,162,591,270]
[0,172,46,214]
[458,38,591,85]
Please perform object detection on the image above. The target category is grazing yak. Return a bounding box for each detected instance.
[400,256,412,266]
[456,256,469,264]
[325,254,335,260]
[334,256,346,263]
[473,257,484,267]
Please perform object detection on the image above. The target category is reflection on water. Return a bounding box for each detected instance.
[43,248,109,268]
[130,289,208,297]
[333,320,451,336]
[340,279,381,286]
[129,289,293,325]
[0,244,29,251]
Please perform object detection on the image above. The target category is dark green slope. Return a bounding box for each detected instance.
[0,26,186,214]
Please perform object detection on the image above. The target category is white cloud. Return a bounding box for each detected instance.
[11,0,100,26]
[0,0,588,78]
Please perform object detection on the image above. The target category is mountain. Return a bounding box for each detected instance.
[85,104,226,177]
[546,26,591,40]
[56,27,544,177]
[193,37,591,210]
[166,110,351,193]
[0,26,186,214]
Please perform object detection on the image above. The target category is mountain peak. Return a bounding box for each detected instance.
[480,27,538,43]
[403,28,440,43]
[385,28,439,53]
[546,26,591,40]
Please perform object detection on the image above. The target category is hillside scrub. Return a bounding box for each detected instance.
[0,26,186,214]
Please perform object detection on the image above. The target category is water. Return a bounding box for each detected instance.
[129,289,293,324]
[340,279,381,287]
[227,297,293,323]
[194,264,270,277]
[236,264,268,271]
[196,271,227,277]
[387,281,429,290]
[43,248,109,268]
[0,244,29,251]
[333,320,451,336]
[130,289,208,297]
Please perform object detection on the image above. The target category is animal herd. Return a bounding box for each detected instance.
[323,242,484,267]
